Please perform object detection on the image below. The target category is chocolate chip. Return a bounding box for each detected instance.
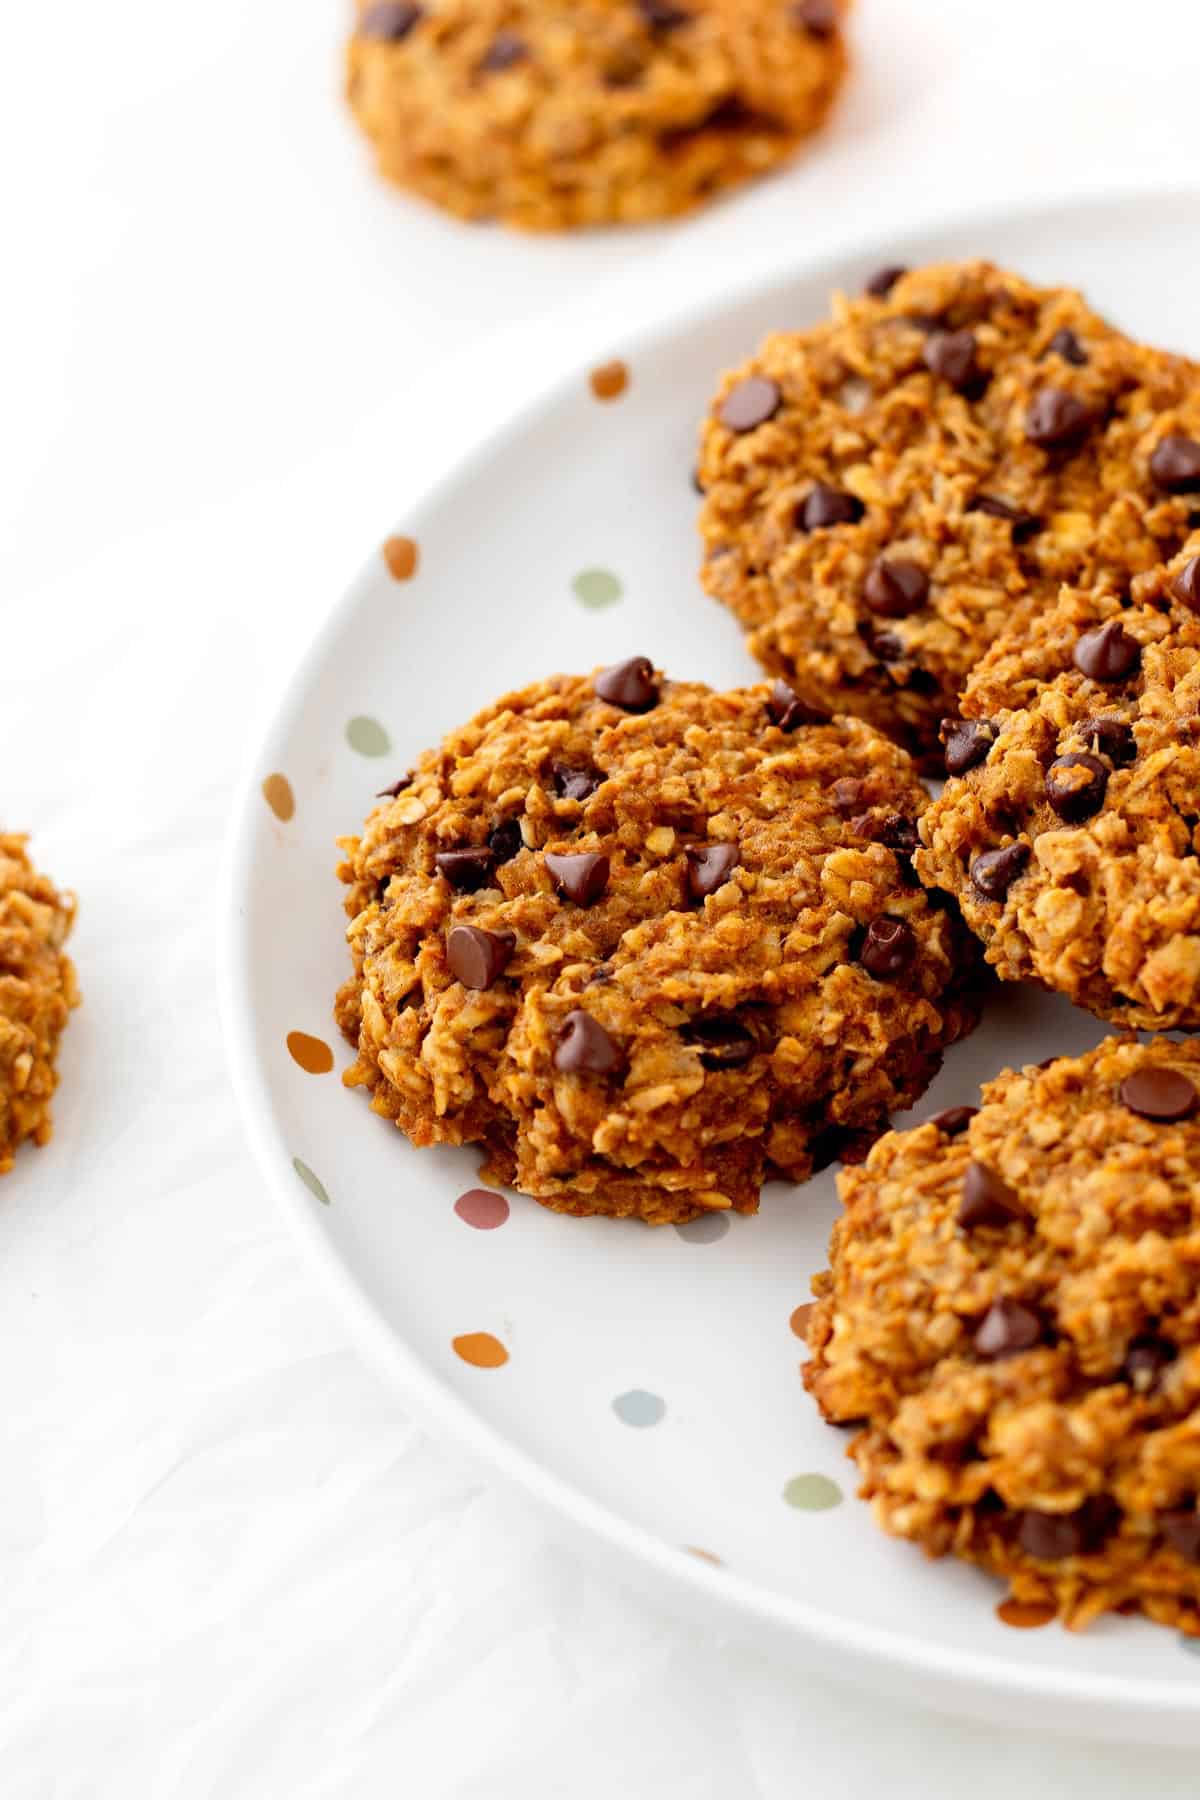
[637,0,690,25]
[445,925,514,990]
[1171,555,1200,613]
[1044,752,1109,823]
[718,376,781,433]
[1045,327,1087,366]
[1120,1067,1199,1122]
[479,30,528,70]
[686,843,739,901]
[1076,716,1136,765]
[594,656,658,712]
[766,678,821,731]
[1122,1333,1176,1394]
[923,328,977,390]
[1025,388,1096,450]
[797,483,864,531]
[1150,434,1200,492]
[360,2,423,40]
[970,842,1030,900]
[790,0,838,36]
[942,717,997,776]
[1161,1510,1200,1562]
[545,851,610,906]
[691,465,705,495]
[1073,620,1142,683]
[435,846,496,892]
[965,494,1042,542]
[851,811,919,853]
[958,1161,1025,1229]
[554,1010,622,1074]
[550,761,602,802]
[685,1015,756,1069]
[1017,1503,1110,1562]
[829,777,866,816]
[858,916,917,978]
[974,1298,1043,1359]
[488,818,525,864]
[865,264,906,298]
[866,627,907,663]
[863,557,929,617]
[376,774,413,798]
[929,1105,977,1136]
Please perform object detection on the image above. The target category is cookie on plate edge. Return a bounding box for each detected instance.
[0,834,79,1175]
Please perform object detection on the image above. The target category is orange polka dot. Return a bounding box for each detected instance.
[287,1031,335,1075]
[790,1303,815,1338]
[453,1331,509,1369]
[262,773,295,822]
[383,535,419,581]
[996,1599,1056,1630]
[589,360,629,402]
[686,1546,723,1566]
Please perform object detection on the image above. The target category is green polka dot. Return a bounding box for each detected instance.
[293,1156,331,1206]
[783,1473,843,1511]
[571,569,623,609]
[346,716,391,757]
[1179,1634,1200,1658]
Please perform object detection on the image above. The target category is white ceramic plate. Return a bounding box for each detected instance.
[221,191,1200,1743]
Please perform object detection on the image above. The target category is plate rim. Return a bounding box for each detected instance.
[218,181,1200,1734]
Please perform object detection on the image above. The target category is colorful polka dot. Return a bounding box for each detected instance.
[790,1302,815,1338]
[346,716,391,757]
[674,1213,730,1244]
[571,568,623,610]
[996,1600,1056,1630]
[262,773,295,822]
[783,1473,843,1511]
[454,1188,510,1230]
[383,535,419,580]
[589,360,630,402]
[293,1156,331,1206]
[287,1031,335,1075]
[612,1388,666,1428]
[452,1331,509,1369]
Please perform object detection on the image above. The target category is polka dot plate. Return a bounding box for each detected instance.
[220,193,1200,1743]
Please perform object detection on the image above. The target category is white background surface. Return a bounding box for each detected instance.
[5,1,1200,1793]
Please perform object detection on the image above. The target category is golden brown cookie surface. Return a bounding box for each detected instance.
[805,1038,1200,1635]
[334,667,981,1223]
[918,534,1200,1028]
[0,835,79,1174]
[346,0,847,230]
[697,260,1200,765]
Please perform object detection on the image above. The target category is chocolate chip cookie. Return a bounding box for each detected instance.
[346,0,848,230]
[697,260,1200,766]
[334,665,981,1223]
[805,1037,1200,1635]
[918,534,1200,1028]
[0,835,79,1174]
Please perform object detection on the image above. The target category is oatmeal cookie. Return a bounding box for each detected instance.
[805,1037,1200,1635]
[0,835,79,1174]
[334,665,980,1224]
[917,534,1200,1028]
[697,259,1200,765]
[345,0,848,231]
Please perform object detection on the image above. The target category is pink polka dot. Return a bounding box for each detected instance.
[454,1188,510,1230]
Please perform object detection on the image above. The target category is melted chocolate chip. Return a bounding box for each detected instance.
[865,264,906,298]
[545,851,610,906]
[1161,1510,1200,1563]
[790,0,838,35]
[929,1105,977,1137]
[1150,434,1200,492]
[1076,716,1136,765]
[435,846,497,892]
[1018,1499,1117,1561]
[923,328,977,390]
[858,916,917,978]
[1025,387,1096,450]
[637,0,690,25]
[798,483,864,531]
[554,1010,622,1074]
[686,1015,756,1070]
[942,717,997,776]
[766,678,821,731]
[686,842,739,901]
[974,1298,1043,1359]
[866,626,906,662]
[1073,620,1142,683]
[488,818,525,864]
[970,842,1030,900]
[360,2,423,40]
[958,1161,1026,1229]
[1122,1333,1176,1394]
[551,761,602,802]
[829,777,866,816]
[376,774,413,798]
[446,925,514,990]
[1044,752,1109,823]
[965,494,1042,542]
[594,656,659,712]
[479,30,528,70]
[851,811,919,853]
[863,557,929,617]
[1120,1068,1199,1122]
[718,376,781,433]
[1171,555,1200,613]
[1045,327,1087,366]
